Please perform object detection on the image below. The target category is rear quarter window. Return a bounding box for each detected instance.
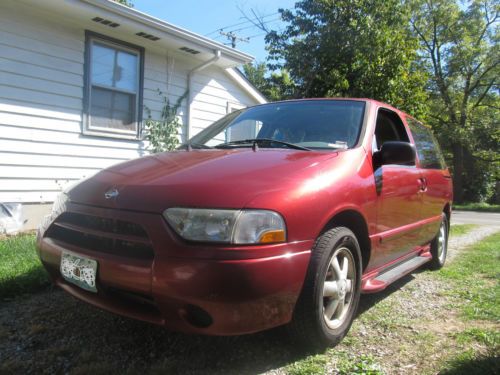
[407,118,446,169]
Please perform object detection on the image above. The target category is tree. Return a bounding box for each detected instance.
[242,62,296,101]
[242,63,269,96]
[410,0,499,202]
[265,0,429,117]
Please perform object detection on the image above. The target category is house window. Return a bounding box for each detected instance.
[84,32,143,138]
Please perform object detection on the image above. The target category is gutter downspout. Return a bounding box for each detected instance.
[186,50,222,141]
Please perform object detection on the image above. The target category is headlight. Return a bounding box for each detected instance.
[163,208,286,244]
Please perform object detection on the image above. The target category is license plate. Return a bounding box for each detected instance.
[60,252,98,293]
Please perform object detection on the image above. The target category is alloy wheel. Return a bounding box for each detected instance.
[322,247,356,330]
[437,221,447,263]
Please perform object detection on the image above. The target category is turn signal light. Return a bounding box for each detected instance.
[259,230,286,243]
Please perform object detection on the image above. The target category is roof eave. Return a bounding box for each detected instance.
[81,0,254,65]
[225,68,268,104]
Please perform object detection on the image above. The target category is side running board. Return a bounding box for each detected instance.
[362,255,431,293]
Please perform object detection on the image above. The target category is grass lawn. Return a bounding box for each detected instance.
[450,224,477,236]
[284,232,500,375]
[454,202,500,213]
[437,232,500,374]
[439,232,500,322]
[0,233,49,299]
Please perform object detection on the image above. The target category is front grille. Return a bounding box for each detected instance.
[45,212,154,260]
[56,212,148,237]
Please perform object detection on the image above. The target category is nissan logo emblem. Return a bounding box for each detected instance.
[104,188,119,199]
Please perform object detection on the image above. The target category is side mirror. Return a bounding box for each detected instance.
[374,141,416,166]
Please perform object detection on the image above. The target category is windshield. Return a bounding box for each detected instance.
[186,100,366,150]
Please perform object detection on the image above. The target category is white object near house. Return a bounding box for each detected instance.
[0,203,24,235]
[0,0,267,230]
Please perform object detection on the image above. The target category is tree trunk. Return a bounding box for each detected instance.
[452,142,464,203]
[493,181,500,205]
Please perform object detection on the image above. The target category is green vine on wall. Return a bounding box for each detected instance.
[144,89,188,153]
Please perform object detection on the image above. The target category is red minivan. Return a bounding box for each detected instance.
[37,99,453,347]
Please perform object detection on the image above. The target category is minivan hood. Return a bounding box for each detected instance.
[68,149,338,213]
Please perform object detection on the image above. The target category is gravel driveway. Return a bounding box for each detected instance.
[1,225,498,374]
[451,211,500,226]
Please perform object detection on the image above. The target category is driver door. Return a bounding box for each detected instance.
[371,108,424,269]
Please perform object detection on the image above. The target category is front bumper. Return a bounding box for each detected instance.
[37,202,312,335]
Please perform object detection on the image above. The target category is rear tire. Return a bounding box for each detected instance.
[429,213,448,270]
[288,227,362,349]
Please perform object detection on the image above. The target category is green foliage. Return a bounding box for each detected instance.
[242,62,296,101]
[454,202,500,212]
[409,0,499,203]
[265,0,429,117]
[242,63,268,96]
[0,234,49,298]
[144,90,188,153]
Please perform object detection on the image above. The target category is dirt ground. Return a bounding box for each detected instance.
[0,226,498,374]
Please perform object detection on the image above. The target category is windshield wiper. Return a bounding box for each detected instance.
[214,138,311,151]
[178,142,213,150]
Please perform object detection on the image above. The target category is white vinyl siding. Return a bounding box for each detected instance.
[189,66,258,137]
[142,51,189,136]
[0,0,147,203]
[0,0,261,206]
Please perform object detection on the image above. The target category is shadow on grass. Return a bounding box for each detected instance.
[1,267,424,374]
[440,354,500,375]
[0,267,50,300]
[0,287,312,375]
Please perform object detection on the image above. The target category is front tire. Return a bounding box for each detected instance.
[288,227,362,349]
[429,213,449,270]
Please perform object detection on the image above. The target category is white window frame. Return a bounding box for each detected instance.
[84,32,144,139]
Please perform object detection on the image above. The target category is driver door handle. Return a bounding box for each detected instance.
[418,177,427,192]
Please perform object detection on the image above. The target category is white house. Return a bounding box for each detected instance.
[0,0,267,230]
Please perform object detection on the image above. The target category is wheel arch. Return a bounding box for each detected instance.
[443,202,451,229]
[321,210,371,271]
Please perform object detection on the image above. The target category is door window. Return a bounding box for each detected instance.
[373,108,413,166]
[374,109,410,150]
[407,118,446,169]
